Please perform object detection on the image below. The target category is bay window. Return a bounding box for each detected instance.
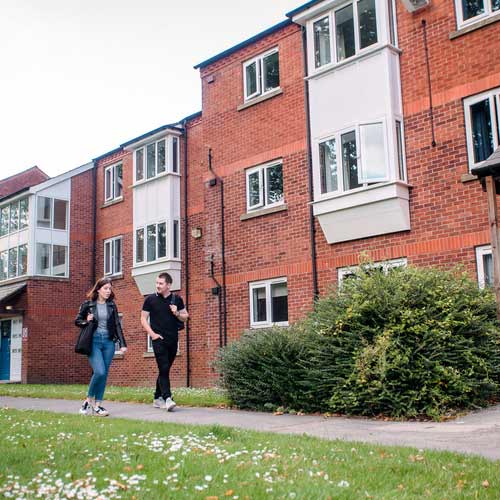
[0,198,29,237]
[0,244,27,281]
[136,221,167,264]
[37,197,68,230]
[313,0,378,69]
[134,135,180,182]
[36,243,68,277]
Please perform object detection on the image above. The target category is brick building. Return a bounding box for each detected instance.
[1,0,498,386]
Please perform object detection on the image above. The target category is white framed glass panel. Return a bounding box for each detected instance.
[135,149,144,181]
[359,123,387,182]
[52,245,67,276]
[36,243,51,275]
[319,138,338,193]
[245,61,259,99]
[266,163,284,205]
[173,220,180,259]
[271,282,288,323]
[146,143,156,179]
[262,51,280,92]
[19,198,28,229]
[358,0,378,49]
[314,16,332,68]
[470,98,494,164]
[157,222,167,259]
[113,238,122,274]
[461,0,485,20]
[0,251,7,280]
[0,206,9,237]
[104,240,112,275]
[18,244,27,276]
[336,4,355,61]
[37,197,52,228]
[396,120,406,181]
[9,202,19,233]
[147,224,157,262]
[136,228,144,263]
[172,137,179,173]
[157,140,166,174]
[53,199,67,230]
[476,245,493,288]
[247,169,263,209]
[341,131,361,190]
[115,163,123,198]
[8,247,17,278]
[105,167,113,201]
[252,286,267,324]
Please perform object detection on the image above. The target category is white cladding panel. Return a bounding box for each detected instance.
[10,317,22,382]
[309,50,394,141]
[36,179,71,200]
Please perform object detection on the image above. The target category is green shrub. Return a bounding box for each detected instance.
[218,265,500,419]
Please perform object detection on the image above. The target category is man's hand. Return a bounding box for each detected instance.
[151,333,164,341]
[169,304,179,317]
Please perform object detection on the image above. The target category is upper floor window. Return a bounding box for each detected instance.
[104,163,123,202]
[312,0,378,69]
[243,48,280,101]
[35,243,68,277]
[36,197,68,230]
[476,245,493,289]
[134,135,181,183]
[0,244,28,281]
[246,160,284,211]
[456,0,500,27]
[0,198,29,237]
[319,122,388,195]
[135,221,166,264]
[104,236,122,276]
[249,277,288,328]
[464,88,500,170]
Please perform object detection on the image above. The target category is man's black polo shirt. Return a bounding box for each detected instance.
[142,293,184,338]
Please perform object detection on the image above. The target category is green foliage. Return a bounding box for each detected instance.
[218,265,500,418]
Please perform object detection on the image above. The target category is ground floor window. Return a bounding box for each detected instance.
[475,245,493,289]
[249,277,288,328]
[337,258,407,284]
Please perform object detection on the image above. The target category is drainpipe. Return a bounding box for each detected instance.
[182,120,191,387]
[91,162,97,285]
[301,26,319,300]
[421,20,436,148]
[209,254,223,349]
[208,148,228,346]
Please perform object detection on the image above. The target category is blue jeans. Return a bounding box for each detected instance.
[87,329,115,401]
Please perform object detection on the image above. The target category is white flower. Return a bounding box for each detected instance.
[204,475,212,482]
[338,480,350,488]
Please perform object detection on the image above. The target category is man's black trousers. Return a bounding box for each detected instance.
[152,336,177,400]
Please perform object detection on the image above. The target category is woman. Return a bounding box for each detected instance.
[75,277,127,416]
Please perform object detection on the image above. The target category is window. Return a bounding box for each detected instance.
[246,160,284,211]
[319,122,388,195]
[396,120,406,181]
[35,243,68,277]
[312,0,378,69]
[104,163,123,202]
[0,198,29,237]
[104,236,122,276]
[249,278,288,328]
[243,48,280,101]
[135,138,167,182]
[464,89,500,169]
[337,258,407,284]
[173,220,180,259]
[0,244,28,281]
[36,197,68,230]
[135,221,167,264]
[476,245,493,289]
[456,0,500,27]
[172,137,179,174]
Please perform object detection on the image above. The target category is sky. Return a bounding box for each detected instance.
[0,0,302,180]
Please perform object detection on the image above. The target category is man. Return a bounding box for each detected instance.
[141,272,188,411]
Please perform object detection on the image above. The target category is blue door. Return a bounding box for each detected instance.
[0,320,11,380]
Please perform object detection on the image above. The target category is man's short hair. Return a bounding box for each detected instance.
[157,272,173,284]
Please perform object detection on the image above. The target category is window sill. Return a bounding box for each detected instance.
[240,203,287,221]
[461,172,479,183]
[450,12,500,39]
[131,171,180,189]
[31,275,69,282]
[237,88,283,112]
[101,197,124,209]
[250,322,289,329]
[104,273,123,280]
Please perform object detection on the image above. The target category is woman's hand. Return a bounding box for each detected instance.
[120,347,127,353]
[86,313,94,322]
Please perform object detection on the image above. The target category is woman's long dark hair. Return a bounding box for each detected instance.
[86,277,115,302]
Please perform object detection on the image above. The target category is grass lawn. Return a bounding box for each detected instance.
[0,384,230,408]
[0,409,498,499]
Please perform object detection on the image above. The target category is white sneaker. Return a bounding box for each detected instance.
[79,401,92,415]
[164,397,176,412]
[153,397,165,408]
[93,405,109,417]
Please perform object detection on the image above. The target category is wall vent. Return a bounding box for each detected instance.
[400,0,430,12]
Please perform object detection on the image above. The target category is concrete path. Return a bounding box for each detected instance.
[1,396,500,461]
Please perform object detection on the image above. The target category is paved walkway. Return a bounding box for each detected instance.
[1,396,499,461]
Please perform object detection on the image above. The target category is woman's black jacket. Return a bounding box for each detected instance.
[75,300,127,348]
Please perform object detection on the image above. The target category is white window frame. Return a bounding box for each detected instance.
[36,196,68,231]
[0,198,29,237]
[317,120,390,196]
[475,245,492,289]
[309,0,380,71]
[133,137,168,183]
[337,258,407,285]
[34,243,69,278]
[249,277,288,328]
[104,236,123,276]
[245,160,284,211]
[464,88,500,171]
[134,220,168,264]
[243,47,280,102]
[0,244,28,282]
[455,0,500,28]
[104,162,123,203]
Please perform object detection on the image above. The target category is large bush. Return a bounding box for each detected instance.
[218,265,500,419]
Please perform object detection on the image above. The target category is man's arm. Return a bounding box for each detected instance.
[141,311,163,340]
[169,304,189,322]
